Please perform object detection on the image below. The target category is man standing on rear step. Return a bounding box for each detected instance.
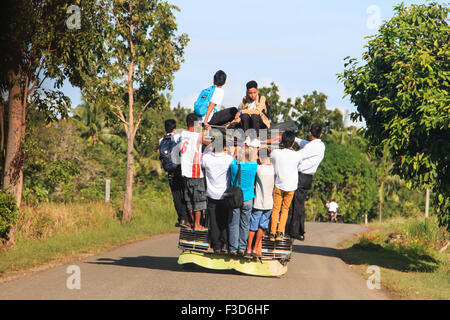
[287,123,325,241]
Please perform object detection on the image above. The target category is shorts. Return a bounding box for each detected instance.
[249,209,272,232]
[182,177,207,212]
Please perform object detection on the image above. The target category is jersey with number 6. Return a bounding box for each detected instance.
[180,130,204,178]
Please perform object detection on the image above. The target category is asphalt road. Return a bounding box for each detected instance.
[0,222,391,300]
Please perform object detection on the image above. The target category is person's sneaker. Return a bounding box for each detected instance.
[269,233,276,242]
[229,250,238,256]
[299,235,305,241]
[275,232,284,241]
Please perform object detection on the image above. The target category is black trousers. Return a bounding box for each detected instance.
[207,197,230,251]
[208,107,239,126]
[168,166,188,223]
[287,172,313,237]
[241,113,266,137]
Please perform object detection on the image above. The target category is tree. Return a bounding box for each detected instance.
[79,0,188,222]
[259,82,344,134]
[338,2,449,230]
[312,142,378,223]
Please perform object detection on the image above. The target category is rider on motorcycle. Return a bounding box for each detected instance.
[326,199,339,222]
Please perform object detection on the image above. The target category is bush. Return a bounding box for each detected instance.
[0,192,18,238]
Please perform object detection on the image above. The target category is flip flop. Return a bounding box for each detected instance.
[194,226,208,232]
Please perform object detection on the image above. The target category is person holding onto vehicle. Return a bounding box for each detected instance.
[245,148,274,258]
[159,119,189,228]
[180,113,208,231]
[194,70,238,130]
[228,145,258,256]
[269,131,304,242]
[287,123,325,241]
[201,136,234,254]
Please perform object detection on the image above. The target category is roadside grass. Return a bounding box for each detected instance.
[339,217,450,300]
[0,186,178,279]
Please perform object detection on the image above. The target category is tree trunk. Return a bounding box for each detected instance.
[378,182,384,223]
[122,130,134,223]
[122,57,135,223]
[425,188,430,218]
[3,70,25,208]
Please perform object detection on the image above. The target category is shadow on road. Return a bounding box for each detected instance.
[292,244,338,258]
[87,256,181,271]
[87,256,247,277]
[293,243,439,273]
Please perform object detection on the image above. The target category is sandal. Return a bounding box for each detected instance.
[194,226,208,232]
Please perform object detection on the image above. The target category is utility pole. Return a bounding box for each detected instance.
[425,188,430,218]
[105,179,111,202]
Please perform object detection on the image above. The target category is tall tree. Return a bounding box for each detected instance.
[80,0,188,222]
[338,2,449,230]
[0,0,102,208]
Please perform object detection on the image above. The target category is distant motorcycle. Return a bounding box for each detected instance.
[327,211,343,223]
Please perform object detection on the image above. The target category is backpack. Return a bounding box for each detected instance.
[159,135,178,172]
[194,85,216,117]
[223,161,243,209]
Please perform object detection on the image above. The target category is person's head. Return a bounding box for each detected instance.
[246,80,258,102]
[310,123,323,139]
[214,70,227,87]
[186,113,199,129]
[280,131,296,149]
[258,148,271,164]
[164,119,177,134]
[212,134,227,154]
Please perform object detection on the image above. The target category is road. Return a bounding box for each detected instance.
[0,222,391,300]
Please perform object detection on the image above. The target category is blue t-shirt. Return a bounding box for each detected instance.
[229,159,258,202]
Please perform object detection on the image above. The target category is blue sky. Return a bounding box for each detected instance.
[63,0,436,126]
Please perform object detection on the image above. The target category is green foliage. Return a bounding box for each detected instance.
[338,2,450,230]
[312,141,378,223]
[0,191,18,238]
[259,83,344,135]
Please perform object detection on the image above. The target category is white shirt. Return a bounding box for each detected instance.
[270,148,303,191]
[210,86,224,106]
[201,151,234,200]
[254,164,275,210]
[246,101,257,110]
[180,130,203,178]
[327,201,339,212]
[295,138,325,175]
[202,86,225,123]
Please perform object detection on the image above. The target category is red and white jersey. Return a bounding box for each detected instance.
[180,130,204,178]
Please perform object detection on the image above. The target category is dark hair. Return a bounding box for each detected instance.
[186,113,199,128]
[164,119,176,133]
[214,70,227,86]
[310,123,323,138]
[258,148,270,160]
[280,131,296,149]
[246,80,258,90]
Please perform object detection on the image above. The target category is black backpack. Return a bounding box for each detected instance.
[159,135,178,172]
[223,161,243,209]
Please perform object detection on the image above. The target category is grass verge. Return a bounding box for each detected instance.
[0,187,178,280]
[339,217,449,300]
